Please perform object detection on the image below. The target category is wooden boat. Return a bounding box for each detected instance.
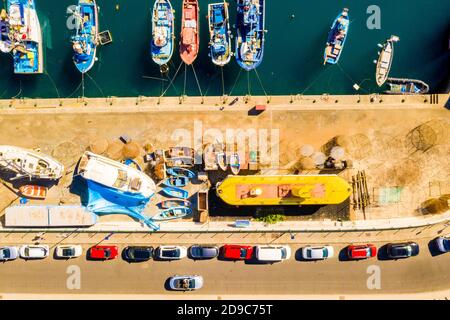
[7,0,43,74]
[324,8,349,65]
[71,0,99,73]
[164,176,190,187]
[166,167,196,179]
[208,2,232,66]
[229,153,240,175]
[180,0,199,65]
[161,186,189,199]
[375,35,400,87]
[78,151,156,198]
[216,151,227,171]
[165,147,195,168]
[153,206,192,221]
[216,174,352,206]
[235,0,265,71]
[385,78,429,94]
[0,145,64,180]
[151,0,175,66]
[19,185,47,199]
[157,198,191,209]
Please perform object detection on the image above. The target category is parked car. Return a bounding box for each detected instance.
[19,245,49,259]
[386,242,419,259]
[169,275,203,291]
[347,244,377,260]
[221,244,253,260]
[155,246,187,260]
[255,245,291,262]
[435,235,450,253]
[89,245,119,260]
[123,246,154,262]
[302,246,334,260]
[55,245,83,259]
[189,245,219,259]
[0,246,19,261]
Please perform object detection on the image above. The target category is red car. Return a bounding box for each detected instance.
[221,245,253,260]
[347,244,377,259]
[89,245,119,260]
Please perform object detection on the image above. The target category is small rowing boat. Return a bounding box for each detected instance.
[157,198,191,209]
[385,78,429,95]
[180,0,199,65]
[166,167,196,179]
[151,0,175,67]
[161,186,189,199]
[153,206,192,221]
[208,2,232,66]
[19,185,47,199]
[164,176,190,187]
[324,8,349,65]
[235,0,265,71]
[375,35,400,87]
[216,151,227,171]
[229,153,240,175]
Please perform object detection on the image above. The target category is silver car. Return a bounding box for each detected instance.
[55,245,83,259]
[169,275,204,291]
[0,246,19,261]
[302,246,334,260]
[19,245,49,259]
[156,246,187,260]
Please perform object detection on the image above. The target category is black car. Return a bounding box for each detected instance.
[123,246,154,262]
[386,242,419,259]
[189,245,219,259]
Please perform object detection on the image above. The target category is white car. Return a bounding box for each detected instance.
[156,246,187,260]
[55,245,83,259]
[302,246,334,260]
[255,245,291,262]
[169,275,203,291]
[0,246,19,261]
[19,245,49,259]
[436,235,450,253]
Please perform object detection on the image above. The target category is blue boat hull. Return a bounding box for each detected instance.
[324,9,349,65]
[208,2,231,66]
[166,167,195,179]
[161,186,189,199]
[153,206,192,221]
[151,0,174,66]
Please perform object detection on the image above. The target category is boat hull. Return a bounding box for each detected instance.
[180,0,199,65]
[153,206,192,221]
[151,0,174,66]
[19,185,48,199]
[208,2,231,66]
[161,186,189,199]
[324,9,349,65]
[385,78,429,94]
[376,36,399,87]
[158,199,191,209]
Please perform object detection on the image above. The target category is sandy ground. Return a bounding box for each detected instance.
[0,101,448,224]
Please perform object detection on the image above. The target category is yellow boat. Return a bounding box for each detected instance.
[216,175,352,206]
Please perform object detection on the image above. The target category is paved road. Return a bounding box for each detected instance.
[1,236,449,297]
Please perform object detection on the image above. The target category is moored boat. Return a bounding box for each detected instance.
[0,145,64,180]
[0,9,13,53]
[166,167,196,179]
[151,0,175,67]
[375,35,400,87]
[157,198,191,209]
[180,0,199,65]
[19,185,47,199]
[235,0,265,71]
[7,0,43,74]
[161,186,189,199]
[70,0,99,74]
[229,153,240,175]
[78,151,156,198]
[385,78,429,94]
[324,8,349,65]
[153,206,192,221]
[216,151,227,171]
[208,2,232,66]
[164,176,190,187]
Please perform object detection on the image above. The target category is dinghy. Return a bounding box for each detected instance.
[208,2,232,66]
[70,0,99,74]
[161,186,189,199]
[385,78,429,95]
[157,198,191,209]
[153,206,192,221]
[164,176,190,187]
[151,0,175,66]
[78,151,156,198]
[229,153,240,175]
[166,167,196,179]
[7,0,43,74]
[180,0,199,65]
[19,185,48,199]
[0,145,64,180]
[375,35,400,87]
[216,151,227,171]
[235,0,265,71]
[324,8,349,65]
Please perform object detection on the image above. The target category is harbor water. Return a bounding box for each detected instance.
[0,0,448,99]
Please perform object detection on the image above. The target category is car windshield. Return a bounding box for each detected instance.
[280,248,287,259]
[443,239,450,251]
[240,248,247,258]
[104,249,110,258]
[62,249,74,256]
[395,247,409,256]
[164,249,179,257]
[1,249,10,258]
[322,248,328,257]
[134,250,149,259]
[365,248,371,256]
[306,249,312,258]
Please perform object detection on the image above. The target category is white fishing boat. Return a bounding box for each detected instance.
[229,153,240,175]
[375,35,400,87]
[78,151,156,198]
[0,145,64,180]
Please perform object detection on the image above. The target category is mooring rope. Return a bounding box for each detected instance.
[254,68,268,98]
[220,67,225,97]
[85,72,105,97]
[183,63,187,96]
[228,68,242,96]
[65,80,83,99]
[11,80,22,99]
[300,65,330,94]
[160,60,183,97]
[191,64,203,97]
[44,70,61,99]
[336,63,370,93]
[246,71,251,96]
[81,73,85,97]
